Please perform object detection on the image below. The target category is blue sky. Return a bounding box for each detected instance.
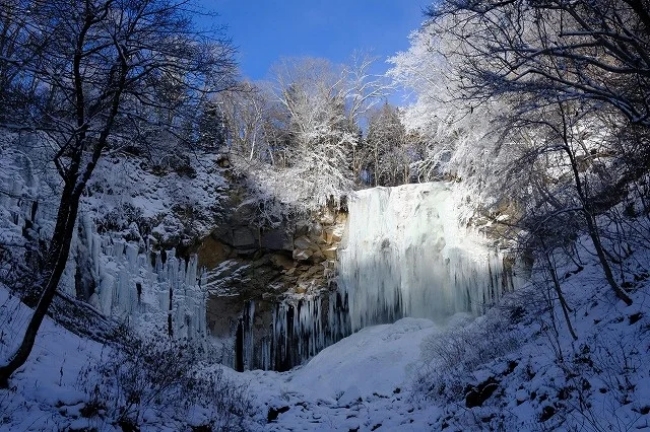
[198,1,431,81]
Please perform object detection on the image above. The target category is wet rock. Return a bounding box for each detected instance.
[267,406,290,423]
[465,377,499,408]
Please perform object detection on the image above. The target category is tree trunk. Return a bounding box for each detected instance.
[584,214,633,305]
[541,245,578,340]
[0,189,81,388]
[564,143,633,306]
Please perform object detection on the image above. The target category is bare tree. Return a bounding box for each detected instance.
[426,0,650,130]
[217,82,276,163]
[0,0,236,387]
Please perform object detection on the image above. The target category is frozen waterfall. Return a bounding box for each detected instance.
[338,182,515,331]
[235,182,518,371]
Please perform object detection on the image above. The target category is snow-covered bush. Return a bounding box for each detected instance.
[416,312,522,401]
[77,327,254,431]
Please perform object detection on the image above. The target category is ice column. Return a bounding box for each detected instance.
[77,214,208,340]
[338,182,513,331]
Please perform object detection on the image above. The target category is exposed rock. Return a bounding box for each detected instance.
[206,295,243,338]
[323,229,335,245]
[465,377,499,408]
[311,249,325,263]
[310,222,323,237]
[293,235,313,251]
[261,228,293,252]
[252,255,271,268]
[293,248,312,261]
[232,227,257,249]
[295,220,311,236]
[267,406,290,423]
[322,246,338,261]
[216,153,231,168]
[270,253,295,270]
[232,202,256,222]
[304,266,323,278]
[197,236,232,269]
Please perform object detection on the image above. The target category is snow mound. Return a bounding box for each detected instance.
[290,317,437,399]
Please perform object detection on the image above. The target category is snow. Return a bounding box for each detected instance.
[3,228,650,430]
[288,317,435,399]
[3,131,650,430]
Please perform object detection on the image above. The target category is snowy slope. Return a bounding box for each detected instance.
[2,130,650,431]
[2,230,650,431]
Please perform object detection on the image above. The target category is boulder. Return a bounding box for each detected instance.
[293,249,312,261]
[293,235,313,250]
[261,228,293,252]
[232,228,257,249]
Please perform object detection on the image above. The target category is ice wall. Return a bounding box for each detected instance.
[73,214,208,340]
[338,182,514,331]
[1,135,208,340]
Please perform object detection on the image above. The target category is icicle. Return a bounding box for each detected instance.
[338,182,515,331]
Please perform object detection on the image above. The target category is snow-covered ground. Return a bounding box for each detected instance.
[2,132,650,431]
[2,230,649,431]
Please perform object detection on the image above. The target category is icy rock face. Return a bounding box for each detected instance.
[234,292,350,372]
[234,182,516,372]
[338,182,514,331]
[73,214,208,340]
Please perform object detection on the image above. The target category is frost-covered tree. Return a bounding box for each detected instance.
[388,20,513,209]
[389,0,645,305]
[0,0,236,386]
[363,103,409,186]
[216,82,279,164]
[427,0,650,131]
[244,56,388,210]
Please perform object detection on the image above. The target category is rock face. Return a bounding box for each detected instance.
[204,207,345,267]
[195,180,348,371]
